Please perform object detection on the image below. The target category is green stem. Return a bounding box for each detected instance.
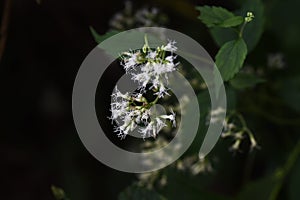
[144,34,149,48]
[149,96,160,106]
[239,21,247,38]
[269,139,300,200]
[236,112,247,128]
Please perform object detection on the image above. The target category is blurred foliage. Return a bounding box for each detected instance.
[229,73,265,90]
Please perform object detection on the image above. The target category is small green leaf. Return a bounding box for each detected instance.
[230,73,265,90]
[90,26,119,44]
[215,38,247,81]
[196,6,243,28]
[219,16,244,28]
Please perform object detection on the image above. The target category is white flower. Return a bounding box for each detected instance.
[155,117,167,132]
[132,72,151,88]
[146,51,157,60]
[121,39,178,98]
[160,109,176,127]
[162,40,177,52]
[110,87,130,120]
[139,117,167,138]
[154,82,169,98]
[121,52,139,72]
[140,121,156,138]
[110,38,178,139]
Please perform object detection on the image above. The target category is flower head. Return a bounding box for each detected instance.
[109,37,178,139]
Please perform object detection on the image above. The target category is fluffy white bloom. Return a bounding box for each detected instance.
[110,39,178,139]
[159,109,176,127]
[162,40,177,52]
[121,52,140,72]
[147,51,157,59]
[110,87,176,139]
[121,41,178,98]
[155,117,167,131]
[140,117,168,138]
[154,83,170,98]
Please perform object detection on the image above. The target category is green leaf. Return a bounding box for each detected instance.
[215,38,247,81]
[196,6,243,28]
[119,184,166,200]
[230,73,265,90]
[90,26,119,44]
[219,16,244,28]
[210,27,237,47]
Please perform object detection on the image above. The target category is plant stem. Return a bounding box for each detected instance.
[149,96,160,106]
[269,139,300,200]
[239,21,247,38]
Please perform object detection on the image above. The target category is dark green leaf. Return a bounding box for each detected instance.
[210,27,237,47]
[215,38,247,81]
[219,16,244,28]
[196,6,243,28]
[90,26,119,44]
[230,73,265,90]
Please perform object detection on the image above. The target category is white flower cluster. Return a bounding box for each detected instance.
[121,40,178,97]
[110,39,178,139]
[109,1,168,30]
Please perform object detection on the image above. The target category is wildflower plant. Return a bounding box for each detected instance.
[109,36,178,139]
[73,0,300,199]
